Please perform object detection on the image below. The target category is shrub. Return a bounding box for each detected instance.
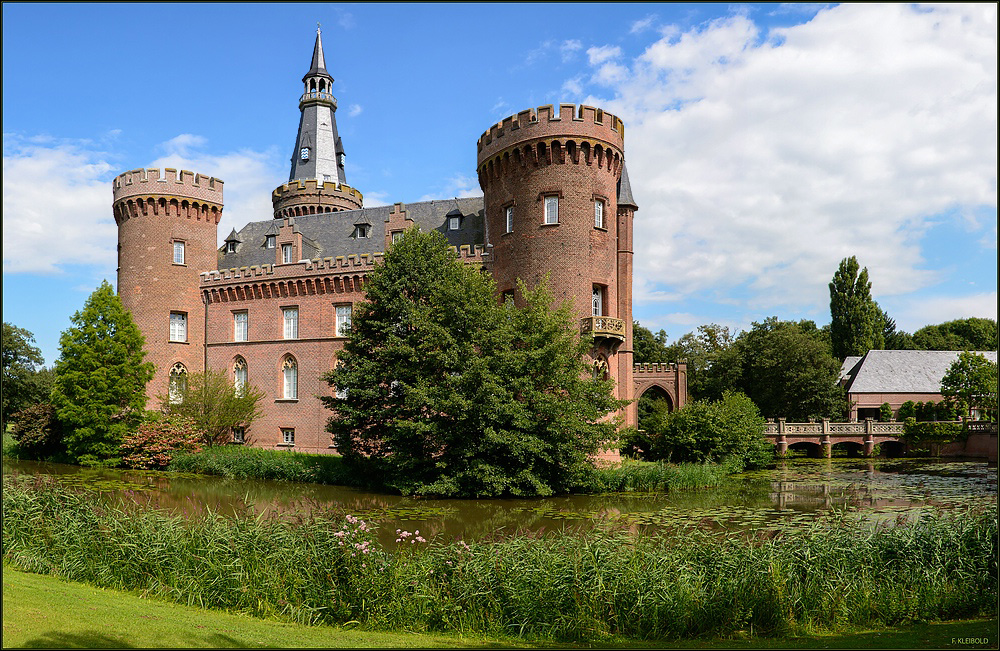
[902,418,964,445]
[120,415,203,470]
[8,403,65,460]
[897,400,917,421]
[879,402,894,422]
[648,391,772,470]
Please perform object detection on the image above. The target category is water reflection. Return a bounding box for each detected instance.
[3,457,995,543]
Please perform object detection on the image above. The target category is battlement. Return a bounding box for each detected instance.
[272,179,363,202]
[633,362,681,374]
[477,104,625,164]
[113,168,224,205]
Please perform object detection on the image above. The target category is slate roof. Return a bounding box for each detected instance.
[845,349,998,394]
[215,196,485,270]
[617,162,637,209]
[839,356,862,383]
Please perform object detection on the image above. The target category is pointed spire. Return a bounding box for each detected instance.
[617,162,638,210]
[304,25,332,82]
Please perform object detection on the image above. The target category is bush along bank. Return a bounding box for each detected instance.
[3,475,996,642]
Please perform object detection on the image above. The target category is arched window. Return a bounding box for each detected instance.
[282,356,298,400]
[168,362,187,404]
[233,357,248,396]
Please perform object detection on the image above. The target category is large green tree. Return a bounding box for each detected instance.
[940,351,998,419]
[324,229,623,497]
[702,318,847,420]
[2,322,47,428]
[50,281,155,464]
[829,256,883,359]
[632,322,671,364]
[912,318,998,351]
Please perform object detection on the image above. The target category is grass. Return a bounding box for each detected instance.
[584,458,736,492]
[168,444,354,485]
[4,474,996,643]
[4,567,997,649]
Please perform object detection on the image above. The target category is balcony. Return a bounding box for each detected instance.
[580,315,625,343]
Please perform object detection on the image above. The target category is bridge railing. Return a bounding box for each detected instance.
[763,419,905,437]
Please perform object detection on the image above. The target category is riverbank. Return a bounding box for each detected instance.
[4,475,996,644]
[4,568,997,649]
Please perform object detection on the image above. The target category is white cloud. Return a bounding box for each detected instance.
[630,14,658,34]
[2,136,117,273]
[417,174,483,202]
[587,45,622,66]
[348,104,363,117]
[560,39,583,62]
[562,76,584,96]
[583,4,996,323]
[892,291,998,333]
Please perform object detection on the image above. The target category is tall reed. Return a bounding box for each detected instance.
[3,475,995,642]
[168,445,352,485]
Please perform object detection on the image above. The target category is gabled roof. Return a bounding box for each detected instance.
[845,349,998,394]
[216,196,485,270]
[839,356,862,383]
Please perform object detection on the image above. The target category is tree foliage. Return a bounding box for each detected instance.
[50,281,155,465]
[632,322,671,364]
[8,403,65,460]
[912,318,998,351]
[829,256,882,359]
[643,391,772,469]
[940,351,998,419]
[2,322,47,428]
[700,317,847,420]
[324,229,623,497]
[161,369,265,446]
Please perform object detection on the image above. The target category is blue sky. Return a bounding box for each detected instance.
[3,3,997,365]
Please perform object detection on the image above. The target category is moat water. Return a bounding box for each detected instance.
[4,457,996,545]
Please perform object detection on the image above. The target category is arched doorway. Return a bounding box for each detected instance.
[625,385,674,459]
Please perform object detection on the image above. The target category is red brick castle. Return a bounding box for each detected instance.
[113,29,686,454]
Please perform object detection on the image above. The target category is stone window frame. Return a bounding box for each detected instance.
[233,310,248,342]
[592,193,609,231]
[538,190,563,226]
[169,311,188,343]
[334,303,352,338]
[172,240,186,265]
[282,306,299,340]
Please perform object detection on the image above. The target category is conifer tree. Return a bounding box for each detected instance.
[50,281,155,464]
[323,229,623,497]
[829,256,882,360]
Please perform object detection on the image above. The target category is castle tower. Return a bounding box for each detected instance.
[113,168,223,403]
[272,27,363,219]
[476,104,634,417]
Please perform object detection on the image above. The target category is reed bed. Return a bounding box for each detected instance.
[3,474,996,642]
[168,445,352,485]
[583,459,735,493]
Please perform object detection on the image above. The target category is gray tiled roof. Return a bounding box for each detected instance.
[845,349,998,394]
[216,197,485,270]
[617,162,637,209]
[839,356,862,382]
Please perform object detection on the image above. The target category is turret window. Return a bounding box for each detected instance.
[594,200,605,229]
[544,196,559,224]
[173,241,186,265]
[505,205,514,234]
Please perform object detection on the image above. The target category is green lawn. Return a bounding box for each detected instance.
[3,567,997,649]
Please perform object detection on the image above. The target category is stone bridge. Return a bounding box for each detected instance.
[765,419,905,458]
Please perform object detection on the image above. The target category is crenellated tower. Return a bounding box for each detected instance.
[477,104,635,420]
[113,168,223,404]
[272,26,363,218]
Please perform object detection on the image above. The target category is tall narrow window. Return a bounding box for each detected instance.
[169,312,187,342]
[234,311,248,342]
[173,241,185,265]
[282,243,293,264]
[168,363,187,404]
[592,286,604,316]
[594,200,605,229]
[282,356,298,399]
[283,308,298,340]
[233,357,248,396]
[335,305,352,337]
[505,205,514,234]
[544,196,559,224]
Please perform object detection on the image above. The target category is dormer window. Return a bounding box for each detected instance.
[338,152,346,166]
[227,241,236,253]
[266,235,276,249]
[449,216,460,231]
[300,147,310,161]
[353,224,370,239]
